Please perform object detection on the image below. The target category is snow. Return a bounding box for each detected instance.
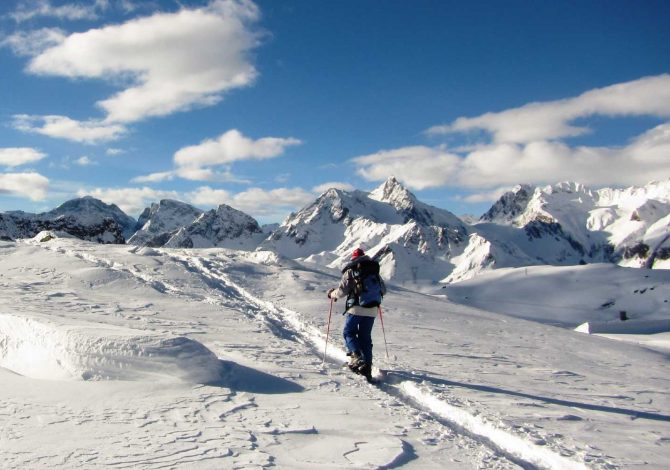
[1,235,669,468]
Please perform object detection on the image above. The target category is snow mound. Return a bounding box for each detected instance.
[31,230,78,242]
[0,314,222,383]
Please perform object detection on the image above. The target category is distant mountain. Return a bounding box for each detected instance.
[163,204,264,249]
[1,178,668,285]
[0,196,135,244]
[262,177,470,283]
[455,180,670,282]
[127,199,203,247]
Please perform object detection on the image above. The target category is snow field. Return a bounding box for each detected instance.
[1,237,669,468]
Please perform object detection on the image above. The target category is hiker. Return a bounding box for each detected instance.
[327,248,386,379]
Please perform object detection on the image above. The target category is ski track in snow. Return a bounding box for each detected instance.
[15,239,597,469]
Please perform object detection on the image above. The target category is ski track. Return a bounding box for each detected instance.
[25,240,592,470]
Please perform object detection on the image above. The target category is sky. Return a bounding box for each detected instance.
[0,0,669,223]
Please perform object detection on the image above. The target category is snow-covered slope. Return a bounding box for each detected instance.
[163,203,265,249]
[127,199,203,247]
[0,196,134,244]
[443,263,670,327]
[263,177,469,284]
[451,180,670,282]
[1,235,668,468]
[46,196,137,239]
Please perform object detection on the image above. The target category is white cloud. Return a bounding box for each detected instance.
[75,156,95,166]
[131,167,249,184]
[106,148,125,156]
[133,129,300,183]
[131,171,175,184]
[460,187,515,204]
[186,186,232,206]
[0,147,47,167]
[13,115,126,144]
[352,75,670,198]
[188,186,313,218]
[0,172,49,200]
[312,182,355,194]
[428,74,670,144]
[354,122,670,193]
[457,123,670,188]
[9,0,103,22]
[21,0,262,124]
[174,129,301,168]
[78,186,180,215]
[1,28,66,57]
[352,146,461,190]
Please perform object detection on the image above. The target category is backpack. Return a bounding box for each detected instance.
[347,258,384,308]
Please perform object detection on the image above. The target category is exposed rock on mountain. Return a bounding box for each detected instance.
[262,177,470,283]
[0,197,134,244]
[470,180,670,274]
[127,200,203,247]
[163,204,264,249]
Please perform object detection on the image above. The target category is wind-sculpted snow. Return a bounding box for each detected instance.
[2,236,669,468]
[0,313,223,383]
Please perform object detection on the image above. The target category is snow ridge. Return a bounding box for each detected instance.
[0,313,222,383]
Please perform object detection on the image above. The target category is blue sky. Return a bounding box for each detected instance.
[1,0,669,223]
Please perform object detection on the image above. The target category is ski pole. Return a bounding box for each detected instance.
[378,306,390,361]
[322,298,334,367]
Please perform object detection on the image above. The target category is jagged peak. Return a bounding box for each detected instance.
[545,181,594,196]
[369,176,418,208]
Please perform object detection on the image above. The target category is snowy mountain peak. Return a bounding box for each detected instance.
[0,196,135,243]
[370,176,418,211]
[47,196,137,237]
[480,184,535,225]
[128,199,203,247]
[163,203,264,249]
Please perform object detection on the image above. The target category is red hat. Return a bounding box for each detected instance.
[351,248,365,260]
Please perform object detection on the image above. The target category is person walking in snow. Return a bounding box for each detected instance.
[327,248,386,380]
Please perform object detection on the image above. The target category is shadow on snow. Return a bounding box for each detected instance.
[207,360,304,394]
[384,370,670,423]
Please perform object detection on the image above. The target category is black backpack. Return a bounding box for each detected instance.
[346,258,383,309]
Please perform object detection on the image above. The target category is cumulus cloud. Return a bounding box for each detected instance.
[428,74,670,144]
[354,123,670,193]
[0,147,47,167]
[353,146,461,190]
[131,129,300,184]
[78,186,180,215]
[174,129,301,169]
[354,75,670,196]
[312,182,355,194]
[13,115,126,144]
[18,0,261,124]
[0,172,50,200]
[188,186,313,218]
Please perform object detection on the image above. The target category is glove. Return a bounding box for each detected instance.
[327,288,336,300]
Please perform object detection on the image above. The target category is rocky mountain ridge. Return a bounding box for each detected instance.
[1,177,668,284]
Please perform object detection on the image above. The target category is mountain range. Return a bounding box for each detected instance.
[2,177,668,284]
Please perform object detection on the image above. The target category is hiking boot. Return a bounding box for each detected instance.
[357,362,373,380]
[347,352,364,372]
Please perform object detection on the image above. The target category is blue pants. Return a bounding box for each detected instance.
[343,314,375,364]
